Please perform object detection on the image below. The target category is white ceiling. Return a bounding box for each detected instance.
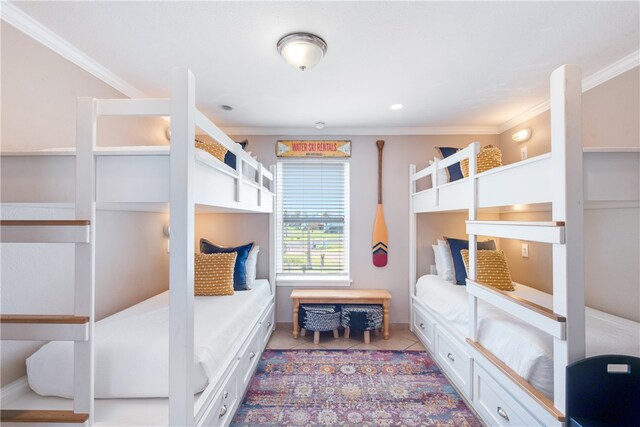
[9,1,640,132]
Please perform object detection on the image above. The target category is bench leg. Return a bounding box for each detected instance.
[333,328,339,339]
[344,327,350,339]
[300,328,306,337]
[314,331,320,345]
[364,330,370,344]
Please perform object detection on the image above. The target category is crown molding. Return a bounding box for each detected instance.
[583,50,640,92]
[497,50,640,134]
[220,126,500,136]
[1,1,145,99]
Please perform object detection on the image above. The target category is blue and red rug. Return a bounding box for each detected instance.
[231,349,481,426]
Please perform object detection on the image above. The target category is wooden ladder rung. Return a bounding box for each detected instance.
[0,409,89,423]
[0,220,91,226]
[0,315,90,341]
[0,220,91,244]
[466,220,565,244]
[466,279,566,340]
[0,315,89,324]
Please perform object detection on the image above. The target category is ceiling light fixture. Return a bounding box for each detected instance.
[512,127,532,143]
[315,121,326,129]
[390,104,404,110]
[277,32,327,71]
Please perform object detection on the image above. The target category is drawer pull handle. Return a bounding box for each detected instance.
[497,406,509,421]
[447,353,455,362]
[219,404,227,418]
[419,322,425,329]
[223,390,228,399]
[267,322,272,328]
[249,351,256,360]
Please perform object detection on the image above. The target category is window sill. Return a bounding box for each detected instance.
[276,276,352,288]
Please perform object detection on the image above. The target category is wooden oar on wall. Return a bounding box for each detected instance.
[372,140,388,267]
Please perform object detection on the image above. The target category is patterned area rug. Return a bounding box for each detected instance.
[231,349,481,426]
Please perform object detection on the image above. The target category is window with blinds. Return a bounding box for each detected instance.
[276,161,350,278]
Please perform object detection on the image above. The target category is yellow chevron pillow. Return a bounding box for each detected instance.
[460,249,514,291]
[194,252,236,296]
[195,139,227,163]
[460,145,502,177]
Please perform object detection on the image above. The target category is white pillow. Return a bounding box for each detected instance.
[437,240,454,281]
[246,245,260,288]
[432,244,443,276]
[429,157,449,186]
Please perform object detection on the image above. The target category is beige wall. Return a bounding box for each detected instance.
[1,24,167,150]
[499,67,640,162]
[498,67,640,322]
[197,134,499,324]
[1,24,170,385]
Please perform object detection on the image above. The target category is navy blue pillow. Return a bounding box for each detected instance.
[436,147,464,182]
[445,237,496,285]
[200,239,254,291]
[223,150,237,170]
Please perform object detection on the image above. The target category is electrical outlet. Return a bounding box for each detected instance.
[521,243,529,258]
[520,146,528,160]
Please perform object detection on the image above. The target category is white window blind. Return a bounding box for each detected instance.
[276,161,350,277]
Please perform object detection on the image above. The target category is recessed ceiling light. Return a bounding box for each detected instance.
[315,121,326,129]
[390,104,404,110]
[220,105,233,111]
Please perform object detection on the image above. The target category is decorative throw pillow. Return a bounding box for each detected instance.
[195,139,227,163]
[444,237,497,285]
[194,252,236,296]
[246,245,260,288]
[432,244,443,276]
[437,240,454,281]
[460,249,514,291]
[200,239,254,291]
[460,145,503,177]
[436,147,464,182]
[195,138,237,170]
[428,157,449,186]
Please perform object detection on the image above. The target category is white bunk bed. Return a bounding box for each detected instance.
[0,68,275,426]
[408,65,640,427]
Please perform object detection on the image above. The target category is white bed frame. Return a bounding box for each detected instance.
[408,65,639,426]
[0,68,276,426]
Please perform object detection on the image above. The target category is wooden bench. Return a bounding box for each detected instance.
[290,289,392,339]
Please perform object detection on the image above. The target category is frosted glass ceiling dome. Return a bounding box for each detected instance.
[277,32,327,71]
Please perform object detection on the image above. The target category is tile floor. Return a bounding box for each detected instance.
[267,324,426,351]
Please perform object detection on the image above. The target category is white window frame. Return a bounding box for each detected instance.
[275,159,351,287]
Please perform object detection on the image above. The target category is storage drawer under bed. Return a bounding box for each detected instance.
[239,325,262,389]
[412,303,436,352]
[435,326,472,399]
[261,302,275,345]
[473,362,543,427]
[202,361,239,427]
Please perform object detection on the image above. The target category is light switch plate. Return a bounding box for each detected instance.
[521,243,529,258]
[521,146,528,160]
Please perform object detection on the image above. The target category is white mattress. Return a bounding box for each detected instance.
[415,275,640,398]
[27,280,271,399]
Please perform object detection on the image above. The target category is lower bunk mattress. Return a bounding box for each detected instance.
[415,274,640,399]
[26,279,272,399]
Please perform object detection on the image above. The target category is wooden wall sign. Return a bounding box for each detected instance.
[276,140,351,158]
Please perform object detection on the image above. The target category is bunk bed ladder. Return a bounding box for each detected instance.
[465,65,584,424]
[0,98,97,425]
